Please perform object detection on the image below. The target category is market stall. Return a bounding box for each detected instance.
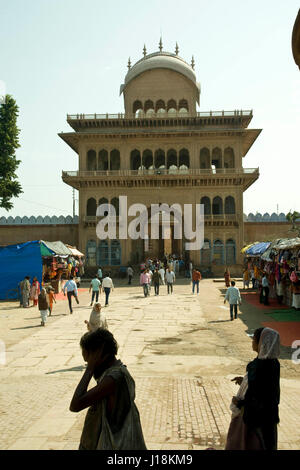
[41,241,84,293]
[242,238,300,307]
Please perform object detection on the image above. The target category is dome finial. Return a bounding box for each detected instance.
[143,44,147,57]
[175,42,179,55]
[159,37,163,52]
[191,55,195,69]
[127,57,131,70]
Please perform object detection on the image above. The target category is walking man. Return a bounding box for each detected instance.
[262,273,270,306]
[165,267,176,294]
[102,273,114,306]
[192,268,202,294]
[224,280,242,320]
[97,266,103,281]
[63,276,79,314]
[89,276,101,306]
[140,269,151,297]
[20,276,31,308]
[158,265,165,285]
[127,266,134,285]
[152,268,162,296]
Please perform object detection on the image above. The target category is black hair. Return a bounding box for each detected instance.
[231,280,235,286]
[253,327,264,344]
[70,276,74,280]
[80,329,118,357]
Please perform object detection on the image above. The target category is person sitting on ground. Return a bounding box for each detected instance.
[225,327,280,450]
[84,303,108,332]
[70,328,147,450]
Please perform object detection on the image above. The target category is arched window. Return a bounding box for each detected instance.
[200,148,210,169]
[155,149,165,168]
[226,239,236,265]
[224,147,235,168]
[167,99,177,111]
[179,148,189,167]
[155,100,165,112]
[201,239,211,265]
[98,240,109,265]
[87,150,96,170]
[212,147,222,169]
[111,197,119,216]
[142,149,153,169]
[98,149,108,171]
[130,149,141,170]
[167,149,177,168]
[133,100,143,114]
[225,196,235,214]
[110,149,120,170]
[86,240,97,266]
[86,198,96,216]
[212,196,223,215]
[110,240,121,266]
[213,240,224,265]
[179,99,189,111]
[144,100,154,113]
[98,197,109,217]
[201,197,211,215]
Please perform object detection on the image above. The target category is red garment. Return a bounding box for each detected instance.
[192,270,202,281]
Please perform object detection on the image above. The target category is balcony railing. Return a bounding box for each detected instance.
[62,168,258,178]
[67,110,252,120]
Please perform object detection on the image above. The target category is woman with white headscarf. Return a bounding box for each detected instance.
[225,327,280,450]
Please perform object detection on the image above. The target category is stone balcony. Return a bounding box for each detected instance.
[62,167,259,191]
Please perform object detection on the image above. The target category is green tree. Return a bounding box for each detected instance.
[0,94,23,210]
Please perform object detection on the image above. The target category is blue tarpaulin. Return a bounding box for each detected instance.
[245,242,271,256]
[0,240,54,300]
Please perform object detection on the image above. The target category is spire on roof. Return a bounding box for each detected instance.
[127,57,131,70]
[191,55,195,69]
[159,37,163,52]
[143,44,147,57]
[175,42,179,55]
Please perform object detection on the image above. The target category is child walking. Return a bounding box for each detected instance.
[38,288,49,326]
[47,287,56,316]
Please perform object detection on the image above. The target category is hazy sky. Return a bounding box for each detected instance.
[0,0,299,218]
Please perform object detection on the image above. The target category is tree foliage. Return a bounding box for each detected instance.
[0,94,23,210]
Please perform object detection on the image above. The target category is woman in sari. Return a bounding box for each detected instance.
[224,267,231,287]
[70,329,147,450]
[30,277,40,306]
[225,327,280,450]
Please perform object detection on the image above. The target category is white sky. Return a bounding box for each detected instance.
[0,0,299,218]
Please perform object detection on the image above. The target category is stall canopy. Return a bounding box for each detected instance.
[273,237,300,251]
[40,240,72,256]
[66,245,84,257]
[0,240,55,300]
[245,242,271,256]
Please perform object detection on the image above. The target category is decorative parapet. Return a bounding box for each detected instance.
[0,215,79,225]
[243,213,289,222]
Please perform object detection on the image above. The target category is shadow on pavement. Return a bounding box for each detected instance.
[219,287,294,360]
[11,325,41,330]
[46,365,86,374]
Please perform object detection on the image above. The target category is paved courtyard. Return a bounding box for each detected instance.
[0,278,299,450]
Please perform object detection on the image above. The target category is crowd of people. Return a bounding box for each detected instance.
[17,263,283,451]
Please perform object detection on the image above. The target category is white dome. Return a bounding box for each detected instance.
[120,52,200,103]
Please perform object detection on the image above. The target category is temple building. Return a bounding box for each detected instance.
[60,41,262,274]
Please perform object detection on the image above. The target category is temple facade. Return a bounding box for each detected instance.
[60,42,262,274]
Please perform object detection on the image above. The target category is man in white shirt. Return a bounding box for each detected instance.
[63,276,79,314]
[224,280,242,321]
[102,273,114,306]
[165,268,176,294]
[158,266,165,285]
[127,266,134,285]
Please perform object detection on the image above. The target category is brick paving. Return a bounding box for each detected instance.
[0,279,299,450]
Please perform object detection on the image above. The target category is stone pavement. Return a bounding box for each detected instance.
[0,279,299,450]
